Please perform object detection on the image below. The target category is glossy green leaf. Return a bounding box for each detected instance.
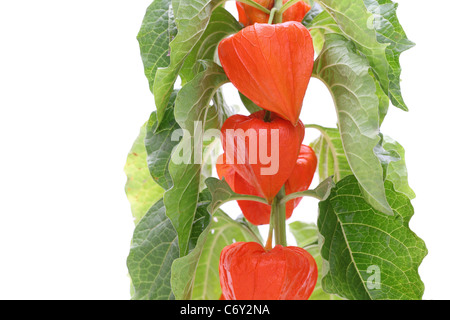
[318,175,427,300]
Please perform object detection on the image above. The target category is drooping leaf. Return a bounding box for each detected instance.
[164,62,229,257]
[289,221,340,300]
[312,33,392,215]
[307,10,390,124]
[170,213,211,300]
[170,190,213,300]
[192,211,262,300]
[310,125,415,200]
[124,123,164,224]
[314,0,390,98]
[372,70,390,125]
[127,199,179,300]
[153,0,225,122]
[310,0,412,111]
[364,0,415,111]
[137,0,177,92]
[376,135,416,199]
[318,175,427,300]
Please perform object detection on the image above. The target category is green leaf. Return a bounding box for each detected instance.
[170,190,212,300]
[170,213,211,300]
[304,9,340,54]
[307,10,390,124]
[302,2,324,27]
[376,135,416,199]
[310,126,415,201]
[315,0,390,97]
[289,221,319,248]
[280,176,335,205]
[312,33,392,215]
[302,3,327,53]
[179,7,241,84]
[318,175,427,300]
[310,0,411,111]
[372,70,390,125]
[364,0,415,111]
[308,125,352,182]
[137,0,177,92]
[164,62,229,257]
[128,191,211,300]
[153,0,225,122]
[289,221,341,300]
[124,123,164,224]
[145,91,180,190]
[192,211,262,300]
[204,177,268,215]
[127,199,179,300]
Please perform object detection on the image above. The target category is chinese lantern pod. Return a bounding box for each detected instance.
[219,21,314,125]
[219,110,305,203]
[219,242,318,300]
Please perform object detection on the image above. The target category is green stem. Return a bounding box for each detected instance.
[279,0,301,14]
[272,187,287,247]
[265,219,274,250]
[268,8,277,24]
[236,0,271,14]
[279,190,322,205]
[273,0,284,23]
[263,110,272,122]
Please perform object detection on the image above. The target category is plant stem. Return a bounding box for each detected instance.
[236,0,271,14]
[265,220,274,250]
[272,187,287,247]
[263,110,272,122]
[279,190,322,205]
[273,0,284,24]
[268,8,277,24]
[279,0,301,14]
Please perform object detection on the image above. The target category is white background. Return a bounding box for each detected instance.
[0,0,448,300]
